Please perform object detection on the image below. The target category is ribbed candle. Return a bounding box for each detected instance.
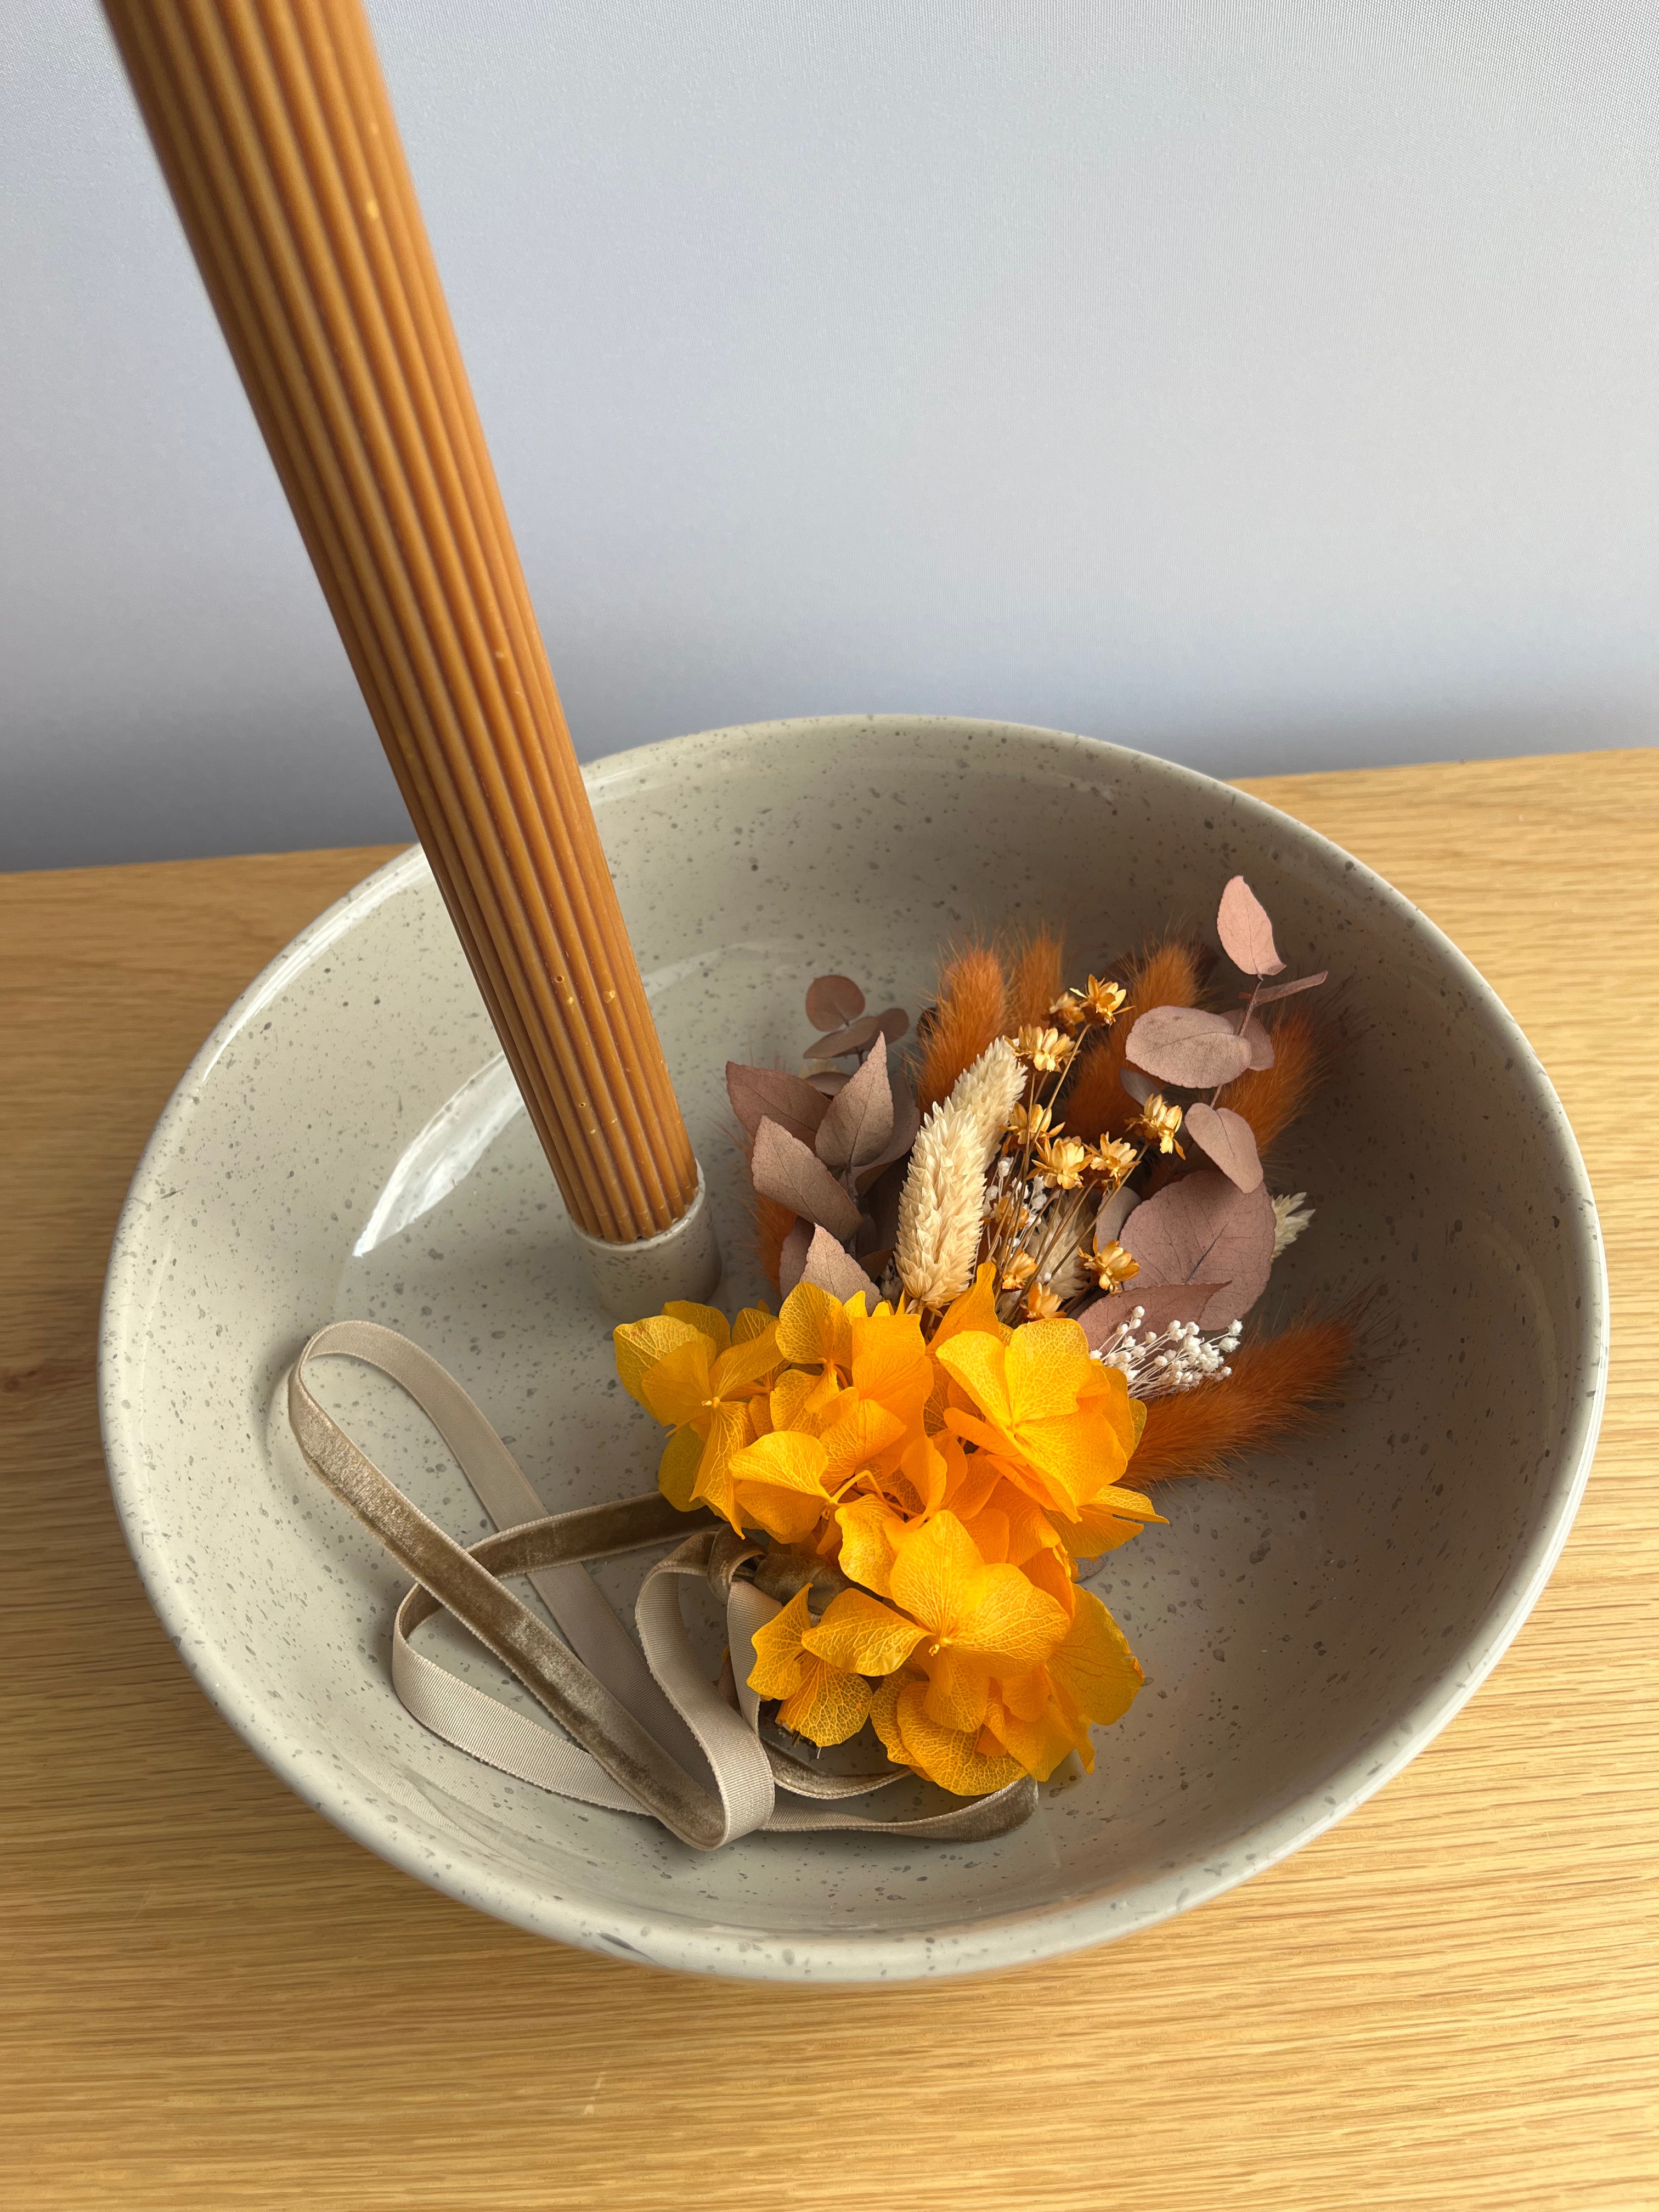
[102,0,699,1242]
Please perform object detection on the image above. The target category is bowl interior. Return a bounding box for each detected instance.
[101,715,1605,1979]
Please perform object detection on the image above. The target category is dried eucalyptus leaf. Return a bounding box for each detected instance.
[808,1069,850,1097]
[1216,877,1285,977]
[1120,1065,1156,1107]
[1119,1169,1276,1326]
[1081,1283,1226,1345]
[855,1073,921,1187]
[816,1035,895,1171]
[1126,1005,1254,1089]
[1095,1184,1141,1244]
[1183,1101,1265,1192]
[1223,1011,1276,1070]
[805,975,866,1030]
[800,1224,881,1312]
[859,1158,907,1256]
[726,1062,831,1148]
[805,1012,885,1061]
[750,1118,861,1239]
[874,1006,911,1045]
[778,1219,812,1297]
[1250,969,1328,1006]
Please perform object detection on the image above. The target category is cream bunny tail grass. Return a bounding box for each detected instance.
[895,1037,1023,1309]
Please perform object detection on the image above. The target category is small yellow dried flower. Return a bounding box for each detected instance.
[1007,1099,1057,1146]
[1015,1024,1074,1073]
[1001,1253,1039,1292]
[1080,975,1127,1024]
[1080,1239,1140,1294]
[1024,1283,1064,1321]
[1048,990,1088,1032]
[1132,1093,1184,1156]
[1033,1135,1090,1189]
[1086,1137,1139,1185]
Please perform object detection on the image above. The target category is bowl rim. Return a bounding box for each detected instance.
[99,714,1610,1982]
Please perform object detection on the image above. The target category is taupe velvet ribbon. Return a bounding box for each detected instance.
[286,1322,1036,1850]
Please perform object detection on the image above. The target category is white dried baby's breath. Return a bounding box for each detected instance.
[1271,1190,1314,1257]
[895,1038,1024,1308]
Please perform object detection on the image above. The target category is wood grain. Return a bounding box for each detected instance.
[2,755,1656,2210]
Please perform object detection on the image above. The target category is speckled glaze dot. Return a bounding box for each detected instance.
[99,716,1608,1984]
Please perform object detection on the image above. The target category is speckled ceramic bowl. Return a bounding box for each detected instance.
[100,716,1606,1982]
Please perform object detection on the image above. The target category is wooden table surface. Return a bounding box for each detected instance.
[3,750,1656,2210]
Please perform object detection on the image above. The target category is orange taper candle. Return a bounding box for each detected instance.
[103,0,699,1244]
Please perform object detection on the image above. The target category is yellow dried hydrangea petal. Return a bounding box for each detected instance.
[662,1301,731,1351]
[775,1282,860,1370]
[981,1688,1082,1782]
[886,1510,986,1640]
[689,1400,755,1530]
[918,1648,994,1735]
[869,1673,915,1767]
[1048,1587,1144,1729]
[894,1681,1024,1797]
[834,1495,905,1597]
[638,1334,715,1429]
[710,1325,782,1396]
[746,1587,812,1701]
[802,1590,925,1678]
[657,1423,703,1512]
[612,1314,704,1406]
[1001,1318,1093,1422]
[776,1656,872,1747]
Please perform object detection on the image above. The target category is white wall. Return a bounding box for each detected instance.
[3,1,1656,869]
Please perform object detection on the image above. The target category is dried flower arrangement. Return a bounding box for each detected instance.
[614,878,1355,1804]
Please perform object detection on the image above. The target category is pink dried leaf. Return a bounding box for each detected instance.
[805,975,866,1031]
[1120,1065,1156,1108]
[1182,1101,1265,1192]
[1126,1005,1254,1089]
[778,1219,812,1297]
[1216,877,1285,977]
[808,1069,850,1097]
[1223,1011,1276,1071]
[800,1224,881,1312]
[750,1118,861,1240]
[874,1006,911,1045]
[1119,1169,1276,1327]
[805,1012,886,1061]
[726,1062,831,1149]
[816,1035,895,1171]
[854,1073,921,1188]
[1080,1284,1224,1346]
[1249,969,1328,1007]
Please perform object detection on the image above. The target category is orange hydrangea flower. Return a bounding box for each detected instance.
[936,1316,1138,1516]
[747,1588,872,1745]
[614,1302,778,1519]
[617,1274,1156,1795]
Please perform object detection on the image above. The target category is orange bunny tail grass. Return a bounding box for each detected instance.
[1222,1003,1334,1153]
[916,943,1009,1112]
[1125,1312,1357,1486]
[1006,927,1065,1026]
[1062,934,1205,1144]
